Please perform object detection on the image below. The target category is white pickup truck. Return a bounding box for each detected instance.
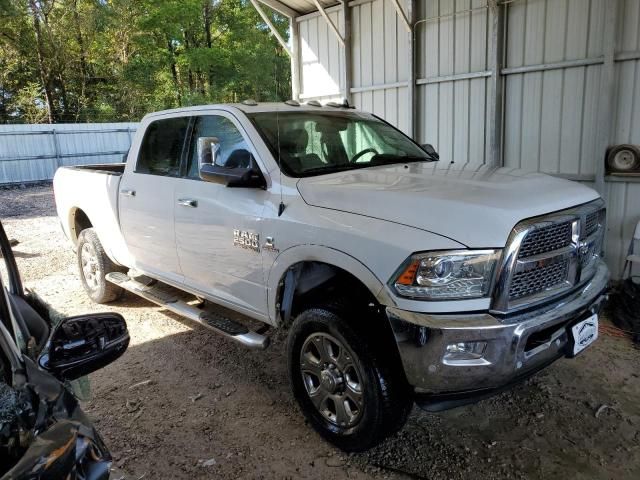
[53,102,609,451]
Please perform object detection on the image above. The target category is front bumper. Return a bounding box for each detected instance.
[387,261,609,410]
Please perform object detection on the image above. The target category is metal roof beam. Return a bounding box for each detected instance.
[388,0,411,33]
[250,0,293,57]
[312,0,345,47]
[256,0,300,18]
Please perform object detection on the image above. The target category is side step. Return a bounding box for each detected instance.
[106,272,269,350]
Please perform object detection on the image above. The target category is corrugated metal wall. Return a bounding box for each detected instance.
[607,0,640,278]
[294,0,640,279]
[501,0,639,278]
[416,0,490,166]
[297,0,411,133]
[502,0,605,178]
[0,123,138,184]
[350,0,410,133]
[298,5,345,102]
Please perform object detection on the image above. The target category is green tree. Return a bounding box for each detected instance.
[0,0,291,123]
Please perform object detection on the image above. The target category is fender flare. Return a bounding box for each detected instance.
[66,206,129,267]
[266,244,395,325]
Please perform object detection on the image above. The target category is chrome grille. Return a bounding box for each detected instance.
[517,222,572,258]
[585,210,601,237]
[509,260,569,299]
[492,199,606,314]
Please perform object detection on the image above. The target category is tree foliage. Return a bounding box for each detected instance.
[0,0,291,123]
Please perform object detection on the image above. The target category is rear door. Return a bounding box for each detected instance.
[118,116,190,284]
[173,113,269,318]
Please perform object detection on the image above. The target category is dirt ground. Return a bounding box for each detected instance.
[1,184,639,480]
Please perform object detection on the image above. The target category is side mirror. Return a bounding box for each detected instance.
[421,143,440,160]
[38,313,129,381]
[198,136,220,167]
[199,151,266,188]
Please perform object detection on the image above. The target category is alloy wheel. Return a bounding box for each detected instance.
[80,242,100,291]
[299,333,365,428]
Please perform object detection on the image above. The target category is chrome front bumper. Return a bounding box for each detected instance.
[387,261,609,406]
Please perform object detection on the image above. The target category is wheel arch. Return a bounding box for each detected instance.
[67,206,93,246]
[267,245,395,328]
[66,206,127,268]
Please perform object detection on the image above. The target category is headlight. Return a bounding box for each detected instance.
[391,250,500,300]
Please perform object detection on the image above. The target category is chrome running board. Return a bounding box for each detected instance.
[106,272,269,350]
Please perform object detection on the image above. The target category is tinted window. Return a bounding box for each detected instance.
[186,115,253,179]
[136,117,189,176]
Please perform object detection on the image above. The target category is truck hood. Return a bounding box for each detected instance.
[296,163,600,247]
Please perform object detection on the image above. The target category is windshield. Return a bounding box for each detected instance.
[248,111,435,177]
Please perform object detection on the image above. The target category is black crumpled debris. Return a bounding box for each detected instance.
[611,277,640,344]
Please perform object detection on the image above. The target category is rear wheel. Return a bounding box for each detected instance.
[287,306,412,451]
[77,228,124,304]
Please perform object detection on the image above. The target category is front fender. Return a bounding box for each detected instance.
[266,244,395,325]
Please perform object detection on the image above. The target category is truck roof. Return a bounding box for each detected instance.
[143,101,358,120]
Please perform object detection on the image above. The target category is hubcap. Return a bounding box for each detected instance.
[300,333,364,428]
[81,242,100,291]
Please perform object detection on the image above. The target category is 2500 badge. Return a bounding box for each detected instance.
[233,229,260,252]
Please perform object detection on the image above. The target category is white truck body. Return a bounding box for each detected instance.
[53,103,609,447]
[54,104,601,318]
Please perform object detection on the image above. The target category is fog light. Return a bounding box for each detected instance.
[444,341,487,361]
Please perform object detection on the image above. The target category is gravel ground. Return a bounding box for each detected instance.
[1,184,639,480]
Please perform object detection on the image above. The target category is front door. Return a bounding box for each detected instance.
[119,116,190,284]
[173,113,268,318]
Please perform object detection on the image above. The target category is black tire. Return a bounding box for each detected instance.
[77,228,124,304]
[287,307,412,451]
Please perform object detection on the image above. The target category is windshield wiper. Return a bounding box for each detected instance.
[299,164,361,176]
[390,154,438,163]
[298,154,436,177]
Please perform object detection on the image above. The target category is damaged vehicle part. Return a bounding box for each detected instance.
[0,220,130,478]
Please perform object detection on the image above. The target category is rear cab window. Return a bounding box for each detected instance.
[136,117,190,176]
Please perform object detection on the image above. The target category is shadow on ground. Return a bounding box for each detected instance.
[86,311,640,480]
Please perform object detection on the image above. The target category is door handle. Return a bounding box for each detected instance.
[120,189,136,197]
[177,198,198,208]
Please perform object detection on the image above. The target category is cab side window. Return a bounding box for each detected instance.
[187,115,253,179]
[136,117,189,176]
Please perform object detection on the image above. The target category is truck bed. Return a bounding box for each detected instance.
[64,163,126,175]
[53,163,130,265]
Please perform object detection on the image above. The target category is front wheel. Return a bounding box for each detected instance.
[77,228,124,304]
[287,307,412,451]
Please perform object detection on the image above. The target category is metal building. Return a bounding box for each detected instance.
[251,0,640,279]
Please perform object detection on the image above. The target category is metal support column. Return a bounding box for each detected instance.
[51,129,61,168]
[486,0,505,166]
[341,1,352,104]
[407,0,416,138]
[595,0,619,194]
[290,18,301,100]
